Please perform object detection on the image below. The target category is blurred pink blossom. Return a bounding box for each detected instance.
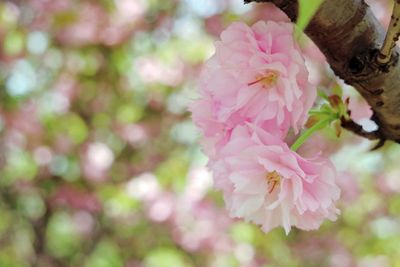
[54,74,79,103]
[335,171,360,203]
[52,185,102,213]
[126,172,161,201]
[4,102,42,136]
[376,170,400,194]
[82,142,114,182]
[119,124,148,147]
[29,0,147,46]
[172,200,232,252]
[204,15,225,37]
[33,146,53,166]
[135,56,184,86]
[358,255,390,267]
[72,211,95,236]
[183,167,213,202]
[133,169,235,253]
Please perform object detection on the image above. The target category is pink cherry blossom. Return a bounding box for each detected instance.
[210,124,340,234]
[191,21,316,157]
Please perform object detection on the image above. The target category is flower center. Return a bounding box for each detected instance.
[248,71,279,88]
[265,171,281,194]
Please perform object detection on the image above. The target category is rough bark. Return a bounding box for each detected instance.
[246,0,400,143]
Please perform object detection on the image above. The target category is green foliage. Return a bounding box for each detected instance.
[144,247,193,267]
[46,212,82,258]
[4,30,24,55]
[85,241,123,267]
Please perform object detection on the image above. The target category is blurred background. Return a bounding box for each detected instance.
[1,0,400,266]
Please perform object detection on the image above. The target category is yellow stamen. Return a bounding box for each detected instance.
[248,71,279,88]
[266,171,281,194]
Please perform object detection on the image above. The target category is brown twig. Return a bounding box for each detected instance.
[340,117,381,140]
[377,1,400,64]
[340,116,386,150]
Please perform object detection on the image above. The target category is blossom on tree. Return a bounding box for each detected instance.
[191,20,342,234]
[191,21,316,157]
[210,125,340,234]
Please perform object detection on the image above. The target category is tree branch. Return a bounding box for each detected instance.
[377,1,400,64]
[340,116,381,140]
[246,0,400,144]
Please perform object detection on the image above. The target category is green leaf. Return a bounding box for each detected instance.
[317,89,329,101]
[332,84,343,98]
[297,0,324,31]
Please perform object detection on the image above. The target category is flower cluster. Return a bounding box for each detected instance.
[191,21,340,234]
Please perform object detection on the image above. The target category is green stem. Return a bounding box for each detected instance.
[290,118,332,151]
